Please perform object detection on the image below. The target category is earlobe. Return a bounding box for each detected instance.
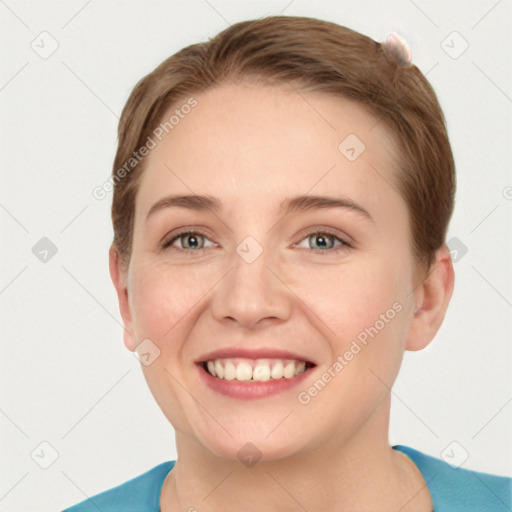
[108,245,137,352]
[405,245,455,351]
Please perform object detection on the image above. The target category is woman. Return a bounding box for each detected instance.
[63,15,511,512]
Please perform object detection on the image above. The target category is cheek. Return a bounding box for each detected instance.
[292,259,409,424]
[128,260,213,348]
[291,254,409,345]
[291,251,411,410]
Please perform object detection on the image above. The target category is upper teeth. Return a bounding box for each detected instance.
[205,358,307,381]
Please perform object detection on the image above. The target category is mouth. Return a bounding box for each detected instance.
[198,358,316,382]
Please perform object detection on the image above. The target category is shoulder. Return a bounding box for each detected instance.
[394,445,511,512]
[61,460,175,512]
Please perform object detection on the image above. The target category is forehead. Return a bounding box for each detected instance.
[136,82,405,220]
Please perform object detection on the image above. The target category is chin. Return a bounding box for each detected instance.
[201,434,306,465]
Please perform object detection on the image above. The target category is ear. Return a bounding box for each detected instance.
[109,245,137,352]
[405,244,455,351]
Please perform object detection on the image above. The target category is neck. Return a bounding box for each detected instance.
[160,395,432,511]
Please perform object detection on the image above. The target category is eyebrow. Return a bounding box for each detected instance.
[145,194,373,222]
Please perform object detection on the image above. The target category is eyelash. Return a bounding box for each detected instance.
[161,228,352,255]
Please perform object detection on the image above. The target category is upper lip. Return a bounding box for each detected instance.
[195,347,317,365]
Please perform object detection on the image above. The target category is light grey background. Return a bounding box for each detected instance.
[1,1,511,510]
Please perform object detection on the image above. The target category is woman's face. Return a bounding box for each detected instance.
[119,82,421,460]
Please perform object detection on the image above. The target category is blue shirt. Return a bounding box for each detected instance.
[62,445,512,511]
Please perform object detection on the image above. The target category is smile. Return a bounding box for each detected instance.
[202,358,313,382]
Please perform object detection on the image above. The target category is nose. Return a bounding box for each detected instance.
[210,244,292,329]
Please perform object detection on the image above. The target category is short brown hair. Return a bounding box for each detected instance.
[111,15,455,275]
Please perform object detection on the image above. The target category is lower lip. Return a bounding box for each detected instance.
[196,363,314,399]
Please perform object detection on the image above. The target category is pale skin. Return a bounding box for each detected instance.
[109,82,454,511]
